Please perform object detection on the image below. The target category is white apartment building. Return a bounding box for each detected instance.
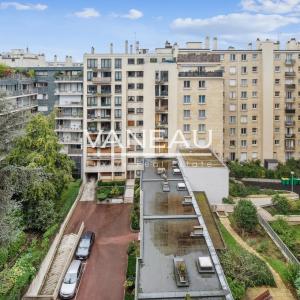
[83,37,300,182]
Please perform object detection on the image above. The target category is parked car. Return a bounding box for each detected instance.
[162,180,170,192]
[75,231,95,260]
[59,260,82,299]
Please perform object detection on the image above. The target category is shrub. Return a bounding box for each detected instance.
[272,194,290,215]
[233,199,258,233]
[227,278,246,300]
[222,197,235,204]
[97,192,108,201]
[131,211,139,230]
[220,248,275,288]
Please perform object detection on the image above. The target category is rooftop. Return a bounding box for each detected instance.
[137,158,232,300]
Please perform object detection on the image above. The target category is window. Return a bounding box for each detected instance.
[115,58,122,69]
[275,53,280,60]
[230,140,236,147]
[275,91,280,97]
[183,124,190,132]
[199,95,206,104]
[137,58,144,65]
[275,66,280,72]
[252,53,258,60]
[241,79,247,86]
[183,95,191,104]
[198,124,206,132]
[229,116,236,124]
[252,116,257,121]
[240,116,248,123]
[252,140,257,145]
[115,71,122,81]
[184,81,190,88]
[137,120,144,126]
[101,59,111,68]
[241,91,247,99]
[230,53,236,61]
[136,108,143,114]
[115,85,122,93]
[87,71,93,81]
[87,59,97,68]
[252,103,257,109]
[241,128,247,135]
[137,96,143,102]
[115,96,121,106]
[229,104,236,111]
[229,79,236,86]
[150,58,157,63]
[128,96,135,102]
[230,128,236,135]
[128,108,135,114]
[220,54,224,61]
[252,79,257,86]
[115,109,122,118]
[241,140,247,147]
[241,66,247,74]
[275,78,280,84]
[183,110,191,119]
[252,66,257,72]
[199,80,206,88]
[252,128,257,134]
[275,140,280,145]
[252,91,257,98]
[241,54,247,61]
[128,83,135,89]
[128,58,135,65]
[136,71,144,77]
[229,91,236,99]
[275,115,280,121]
[229,67,236,74]
[137,83,144,89]
[230,152,236,160]
[87,97,97,107]
[241,103,247,111]
[275,103,280,109]
[198,110,206,119]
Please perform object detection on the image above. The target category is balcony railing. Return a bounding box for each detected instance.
[285,71,296,77]
[55,126,83,131]
[285,134,295,139]
[178,70,223,77]
[285,84,296,89]
[54,76,83,81]
[285,120,295,126]
[285,59,295,65]
[286,97,295,102]
[2,89,38,97]
[285,108,296,114]
[92,77,111,84]
[285,145,295,150]
[155,106,168,112]
[56,113,83,118]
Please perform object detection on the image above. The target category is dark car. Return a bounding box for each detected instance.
[75,231,95,260]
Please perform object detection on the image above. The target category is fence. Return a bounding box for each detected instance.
[258,215,300,266]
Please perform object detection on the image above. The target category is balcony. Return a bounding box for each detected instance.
[55,126,83,132]
[55,101,83,108]
[178,70,223,78]
[55,89,83,95]
[285,71,296,77]
[155,106,168,113]
[155,78,168,84]
[285,134,295,139]
[285,97,295,102]
[54,76,82,82]
[56,113,83,119]
[285,145,295,151]
[155,122,168,128]
[285,108,296,114]
[2,89,38,98]
[155,91,168,98]
[285,120,295,126]
[59,138,83,144]
[285,84,296,89]
[92,77,111,84]
[285,59,295,65]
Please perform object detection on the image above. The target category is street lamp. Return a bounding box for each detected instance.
[291,171,295,192]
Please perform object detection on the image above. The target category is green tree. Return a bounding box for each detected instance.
[6,113,74,194]
[272,194,290,215]
[233,199,258,232]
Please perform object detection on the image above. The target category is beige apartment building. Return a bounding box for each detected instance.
[83,37,300,181]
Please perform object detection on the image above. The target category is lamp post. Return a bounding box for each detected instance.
[291,171,295,192]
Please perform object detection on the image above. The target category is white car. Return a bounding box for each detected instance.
[60,260,82,299]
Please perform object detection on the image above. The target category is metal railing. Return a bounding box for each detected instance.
[258,215,300,266]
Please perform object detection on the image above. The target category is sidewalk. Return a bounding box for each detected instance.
[220,218,295,300]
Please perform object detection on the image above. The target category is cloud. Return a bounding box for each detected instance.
[0,2,47,10]
[241,0,300,14]
[74,8,100,19]
[123,9,143,20]
[171,13,299,36]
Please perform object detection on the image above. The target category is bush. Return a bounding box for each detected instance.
[222,197,235,204]
[227,278,246,300]
[233,199,258,233]
[131,211,139,230]
[97,192,108,201]
[220,248,275,288]
[272,194,290,215]
[97,180,125,187]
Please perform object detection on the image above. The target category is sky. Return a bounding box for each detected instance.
[1,0,300,61]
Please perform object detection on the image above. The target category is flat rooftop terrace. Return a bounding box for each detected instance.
[180,149,224,168]
[137,158,230,300]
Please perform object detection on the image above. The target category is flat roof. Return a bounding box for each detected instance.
[138,158,230,299]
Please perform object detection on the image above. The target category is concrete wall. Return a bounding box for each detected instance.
[183,166,229,204]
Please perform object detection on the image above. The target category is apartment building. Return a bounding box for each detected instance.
[1,49,83,177]
[83,37,300,182]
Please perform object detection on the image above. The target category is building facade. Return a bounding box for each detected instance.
[82,38,300,181]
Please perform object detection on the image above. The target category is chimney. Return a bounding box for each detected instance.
[54,55,57,62]
[136,41,140,53]
[248,43,252,50]
[125,40,128,54]
[256,38,260,50]
[65,55,69,63]
[91,46,95,54]
[130,44,133,54]
[213,37,218,50]
[110,43,113,54]
[205,36,210,49]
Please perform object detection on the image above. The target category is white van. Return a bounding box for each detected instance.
[177,182,186,191]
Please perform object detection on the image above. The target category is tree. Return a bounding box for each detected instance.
[6,113,74,194]
[272,194,290,215]
[233,199,258,232]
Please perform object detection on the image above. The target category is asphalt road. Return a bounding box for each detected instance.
[65,202,137,300]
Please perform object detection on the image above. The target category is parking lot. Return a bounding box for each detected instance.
[64,202,137,300]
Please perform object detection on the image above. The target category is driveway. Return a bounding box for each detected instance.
[65,202,137,300]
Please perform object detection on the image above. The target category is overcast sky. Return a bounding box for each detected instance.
[1,0,300,61]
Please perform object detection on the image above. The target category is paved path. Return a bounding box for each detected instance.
[220,218,295,300]
[65,202,138,300]
[80,179,96,202]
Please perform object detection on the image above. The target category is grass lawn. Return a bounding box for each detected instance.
[218,222,240,252]
[56,179,81,220]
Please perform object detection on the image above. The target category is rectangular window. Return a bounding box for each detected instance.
[115,96,121,106]
[241,66,247,74]
[101,59,111,68]
[183,124,190,132]
[128,83,135,89]
[229,91,236,99]
[87,59,97,68]
[229,79,236,86]
[183,110,190,119]
[184,81,190,88]
[198,110,206,119]
[115,71,122,81]
[252,66,257,72]
[128,58,135,65]
[199,95,206,104]
[115,58,122,69]
[137,96,143,102]
[115,109,122,118]
[241,79,247,86]
[199,80,206,88]
[137,58,144,65]
[241,54,247,61]
[183,95,191,104]
[229,116,236,124]
[198,124,206,132]
[230,53,236,61]
[241,91,247,99]
[229,67,236,74]
[137,83,144,89]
